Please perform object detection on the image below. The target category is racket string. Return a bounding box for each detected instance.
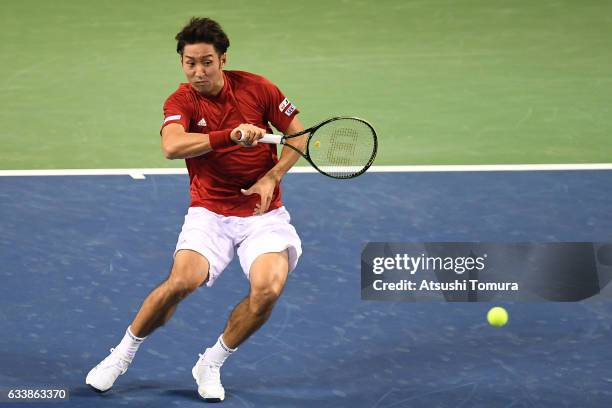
[309,118,376,178]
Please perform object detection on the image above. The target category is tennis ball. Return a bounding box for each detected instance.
[487,307,508,327]
[314,140,321,148]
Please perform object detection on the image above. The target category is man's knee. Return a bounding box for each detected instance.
[164,276,199,300]
[248,284,283,316]
[166,250,209,300]
[247,251,289,315]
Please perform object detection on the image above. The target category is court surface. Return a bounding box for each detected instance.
[1,170,612,407]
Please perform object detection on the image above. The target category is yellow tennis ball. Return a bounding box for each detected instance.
[487,307,508,327]
[314,140,321,148]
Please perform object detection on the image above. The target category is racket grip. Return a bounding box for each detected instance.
[236,131,282,144]
[259,134,282,144]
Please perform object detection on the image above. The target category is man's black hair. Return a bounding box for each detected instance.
[175,17,230,55]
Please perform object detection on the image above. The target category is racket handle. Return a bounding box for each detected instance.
[259,134,282,144]
[236,130,282,144]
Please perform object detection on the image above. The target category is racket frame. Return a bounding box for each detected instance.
[278,116,378,179]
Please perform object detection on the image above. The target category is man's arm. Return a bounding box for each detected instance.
[240,116,307,215]
[161,123,265,159]
[265,116,307,183]
[161,123,213,159]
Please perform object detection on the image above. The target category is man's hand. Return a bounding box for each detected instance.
[231,124,266,147]
[241,173,279,215]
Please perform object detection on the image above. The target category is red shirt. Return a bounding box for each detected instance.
[160,70,299,217]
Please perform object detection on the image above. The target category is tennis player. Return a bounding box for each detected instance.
[86,17,306,402]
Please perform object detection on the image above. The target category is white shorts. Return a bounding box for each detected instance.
[174,206,302,287]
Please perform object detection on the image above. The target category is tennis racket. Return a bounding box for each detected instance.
[239,116,377,179]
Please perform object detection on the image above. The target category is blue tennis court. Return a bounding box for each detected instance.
[1,170,612,407]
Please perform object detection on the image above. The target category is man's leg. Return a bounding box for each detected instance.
[130,249,210,337]
[223,250,289,348]
[86,250,209,392]
[192,250,289,402]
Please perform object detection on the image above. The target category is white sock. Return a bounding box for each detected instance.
[114,326,146,362]
[203,334,237,366]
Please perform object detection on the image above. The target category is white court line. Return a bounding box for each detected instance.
[0,164,611,177]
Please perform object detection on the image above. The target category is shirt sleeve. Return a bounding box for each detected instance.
[261,78,299,134]
[160,90,192,134]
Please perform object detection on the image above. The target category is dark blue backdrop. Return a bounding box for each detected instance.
[1,171,612,407]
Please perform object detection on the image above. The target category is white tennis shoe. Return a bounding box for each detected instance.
[85,348,131,392]
[192,349,226,402]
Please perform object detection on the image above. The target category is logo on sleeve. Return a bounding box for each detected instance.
[164,114,181,124]
[278,98,290,112]
[197,118,207,127]
[285,104,296,116]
